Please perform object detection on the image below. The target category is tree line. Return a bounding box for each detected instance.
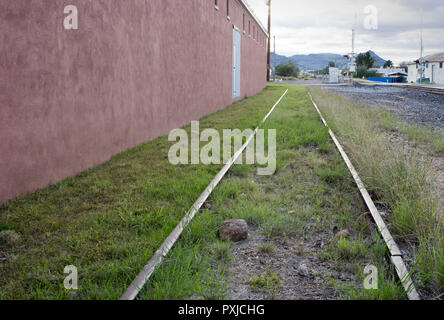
[274,51,401,80]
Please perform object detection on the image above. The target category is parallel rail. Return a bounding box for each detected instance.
[356,81,444,96]
[308,92,420,300]
[402,85,444,96]
[120,88,421,301]
[120,90,289,300]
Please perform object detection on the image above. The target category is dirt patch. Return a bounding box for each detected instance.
[225,226,357,300]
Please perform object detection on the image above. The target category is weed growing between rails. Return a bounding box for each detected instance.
[309,87,443,299]
[122,90,288,299]
[140,85,403,300]
[0,84,403,299]
[168,121,277,176]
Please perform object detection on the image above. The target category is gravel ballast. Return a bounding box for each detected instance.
[321,83,444,129]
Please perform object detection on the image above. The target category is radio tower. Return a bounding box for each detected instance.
[345,29,357,84]
[345,13,358,84]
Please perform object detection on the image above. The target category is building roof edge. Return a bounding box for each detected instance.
[238,0,269,37]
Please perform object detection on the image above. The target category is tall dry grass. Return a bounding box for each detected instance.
[309,87,443,297]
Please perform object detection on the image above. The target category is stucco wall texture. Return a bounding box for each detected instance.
[0,0,267,204]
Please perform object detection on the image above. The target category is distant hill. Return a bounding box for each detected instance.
[270,50,386,71]
[270,53,291,67]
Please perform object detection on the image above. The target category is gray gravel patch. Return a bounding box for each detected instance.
[225,227,356,300]
[320,84,444,129]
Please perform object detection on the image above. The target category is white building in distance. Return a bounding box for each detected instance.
[328,67,340,83]
[407,52,444,84]
[372,68,408,77]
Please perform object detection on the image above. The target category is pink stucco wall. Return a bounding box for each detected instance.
[0,0,267,204]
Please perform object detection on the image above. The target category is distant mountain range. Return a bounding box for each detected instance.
[270,51,387,71]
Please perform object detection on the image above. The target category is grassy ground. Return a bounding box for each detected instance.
[138,85,403,300]
[0,85,284,299]
[309,87,444,298]
[0,84,401,300]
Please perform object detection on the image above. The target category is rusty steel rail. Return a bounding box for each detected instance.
[120,89,289,300]
[356,80,444,96]
[402,85,444,96]
[308,91,420,300]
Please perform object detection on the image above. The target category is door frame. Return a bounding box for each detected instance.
[232,26,241,99]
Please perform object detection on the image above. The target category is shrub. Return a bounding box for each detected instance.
[276,62,300,77]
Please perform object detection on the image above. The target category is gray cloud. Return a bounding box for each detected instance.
[245,0,444,63]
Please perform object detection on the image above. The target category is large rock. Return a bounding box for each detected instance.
[336,229,351,238]
[218,219,248,242]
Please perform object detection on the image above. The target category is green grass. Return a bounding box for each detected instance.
[0,84,399,300]
[310,87,444,298]
[212,240,233,264]
[404,125,444,154]
[258,241,275,254]
[341,264,406,300]
[137,244,228,300]
[336,237,368,261]
[249,269,282,291]
[324,233,406,300]
[365,106,444,155]
[0,85,287,299]
[249,268,282,299]
[139,85,400,300]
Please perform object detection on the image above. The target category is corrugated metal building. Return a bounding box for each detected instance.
[0,0,268,204]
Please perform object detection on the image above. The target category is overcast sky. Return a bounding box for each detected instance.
[245,0,444,64]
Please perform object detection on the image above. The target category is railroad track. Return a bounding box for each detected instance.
[120,89,420,301]
[401,85,444,96]
[120,90,289,300]
[308,92,420,300]
[357,81,444,96]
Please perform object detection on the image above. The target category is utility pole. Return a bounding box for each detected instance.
[352,29,355,56]
[351,28,355,84]
[346,13,358,84]
[266,0,272,82]
[273,35,276,82]
[418,6,425,84]
[347,29,357,84]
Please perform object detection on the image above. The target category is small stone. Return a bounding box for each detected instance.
[218,219,248,242]
[336,229,351,238]
[298,264,310,277]
[288,210,296,214]
[315,240,324,248]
